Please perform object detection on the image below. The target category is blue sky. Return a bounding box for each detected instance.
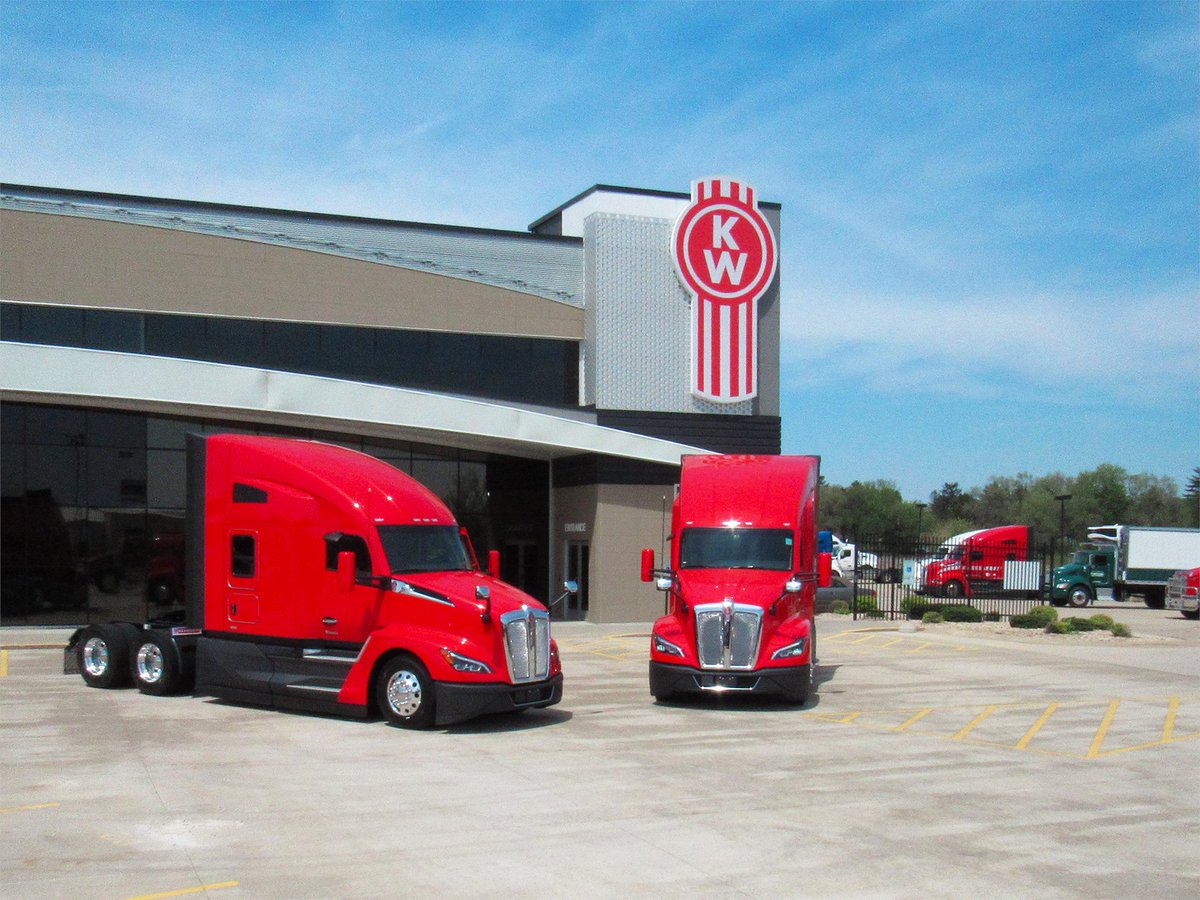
[2,1,1197,500]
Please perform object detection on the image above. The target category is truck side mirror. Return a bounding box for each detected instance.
[488,549,501,579]
[818,552,833,588]
[640,548,655,583]
[336,551,356,593]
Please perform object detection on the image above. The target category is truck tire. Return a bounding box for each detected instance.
[77,624,132,689]
[1067,585,1092,608]
[376,656,435,729]
[132,632,182,696]
[1182,608,1199,620]
[943,580,966,600]
[1143,589,1166,609]
[781,664,812,705]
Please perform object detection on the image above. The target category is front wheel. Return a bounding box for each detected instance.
[376,656,435,729]
[943,580,966,600]
[1143,589,1166,610]
[77,624,131,689]
[1067,585,1093,608]
[780,664,813,705]
[1182,608,1199,620]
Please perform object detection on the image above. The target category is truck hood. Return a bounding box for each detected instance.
[675,569,791,608]
[393,570,548,618]
[1052,563,1086,581]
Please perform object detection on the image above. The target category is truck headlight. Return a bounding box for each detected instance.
[771,638,807,660]
[440,648,492,674]
[652,634,684,657]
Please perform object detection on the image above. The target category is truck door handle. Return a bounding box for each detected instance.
[322,617,337,626]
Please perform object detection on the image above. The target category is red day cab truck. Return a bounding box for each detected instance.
[640,455,832,705]
[67,434,568,728]
[918,525,1033,599]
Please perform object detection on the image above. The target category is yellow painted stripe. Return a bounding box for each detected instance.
[0,649,7,677]
[837,711,863,724]
[878,638,904,648]
[905,642,936,654]
[1162,696,1179,743]
[1087,699,1121,758]
[894,708,935,732]
[1015,703,1059,750]
[0,802,60,813]
[124,881,239,900]
[953,706,997,740]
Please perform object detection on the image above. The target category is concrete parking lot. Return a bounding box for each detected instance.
[2,609,1197,899]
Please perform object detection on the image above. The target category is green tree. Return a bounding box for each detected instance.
[1072,464,1130,532]
[930,482,971,521]
[1185,467,1200,528]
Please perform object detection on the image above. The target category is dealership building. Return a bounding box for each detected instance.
[0,180,782,626]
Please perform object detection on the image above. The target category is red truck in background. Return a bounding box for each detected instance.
[1165,566,1200,620]
[66,434,569,729]
[640,455,832,705]
[918,525,1033,599]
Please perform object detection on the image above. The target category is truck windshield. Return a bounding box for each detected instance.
[679,528,794,570]
[932,545,963,561]
[377,525,473,574]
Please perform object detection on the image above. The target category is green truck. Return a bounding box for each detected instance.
[1051,525,1200,609]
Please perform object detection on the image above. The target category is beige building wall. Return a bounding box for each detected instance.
[551,482,676,624]
[0,209,583,339]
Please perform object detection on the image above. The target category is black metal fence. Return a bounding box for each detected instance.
[837,535,1071,621]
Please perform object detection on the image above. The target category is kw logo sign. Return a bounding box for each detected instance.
[673,177,777,403]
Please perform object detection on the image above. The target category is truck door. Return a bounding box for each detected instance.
[320,532,374,644]
[1089,551,1115,601]
[226,531,260,628]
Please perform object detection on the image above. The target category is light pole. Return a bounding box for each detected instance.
[915,503,926,544]
[1055,494,1072,564]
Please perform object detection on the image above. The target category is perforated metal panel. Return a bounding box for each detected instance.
[583,212,753,414]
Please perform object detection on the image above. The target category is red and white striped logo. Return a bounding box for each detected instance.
[672,177,777,403]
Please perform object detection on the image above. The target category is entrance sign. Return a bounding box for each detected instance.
[672,177,777,403]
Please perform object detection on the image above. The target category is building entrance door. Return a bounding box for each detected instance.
[563,541,590,621]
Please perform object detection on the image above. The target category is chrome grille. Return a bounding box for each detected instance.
[501,607,551,682]
[694,601,763,670]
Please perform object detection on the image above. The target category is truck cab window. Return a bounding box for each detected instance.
[377,525,472,574]
[231,534,255,578]
[679,528,794,570]
[324,533,371,576]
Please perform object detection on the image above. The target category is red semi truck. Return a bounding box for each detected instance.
[66,434,567,728]
[640,454,831,705]
[918,525,1033,599]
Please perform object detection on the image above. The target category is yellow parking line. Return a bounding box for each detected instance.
[1015,703,1059,750]
[124,881,238,900]
[894,708,934,731]
[0,802,60,814]
[905,642,936,654]
[1087,699,1121,758]
[953,706,997,740]
[0,649,7,677]
[1162,696,1178,743]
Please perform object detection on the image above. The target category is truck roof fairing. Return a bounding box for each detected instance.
[678,454,820,529]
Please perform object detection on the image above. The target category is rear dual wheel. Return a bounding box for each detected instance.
[77,624,132,689]
[132,633,183,696]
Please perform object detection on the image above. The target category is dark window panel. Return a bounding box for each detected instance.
[84,309,144,353]
[264,322,321,373]
[1,303,21,340]
[24,407,87,447]
[206,318,264,366]
[87,409,145,448]
[145,315,207,361]
[1,402,26,445]
[20,305,84,347]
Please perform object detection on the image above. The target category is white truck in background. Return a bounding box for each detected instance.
[830,535,881,582]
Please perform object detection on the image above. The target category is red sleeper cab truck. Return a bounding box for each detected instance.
[919,525,1033,599]
[67,434,565,728]
[640,454,832,705]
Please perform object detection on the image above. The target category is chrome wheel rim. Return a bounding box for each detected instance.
[385,670,423,717]
[82,637,109,677]
[136,643,164,684]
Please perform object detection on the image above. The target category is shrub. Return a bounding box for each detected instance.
[832,599,850,615]
[1046,620,1074,634]
[1027,605,1059,627]
[854,594,880,617]
[1089,614,1115,630]
[1010,614,1041,629]
[1064,617,1097,632]
[1110,622,1132,638]
[941,604,983,623]
[922,611,944,624]
[983,611,1001,622]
